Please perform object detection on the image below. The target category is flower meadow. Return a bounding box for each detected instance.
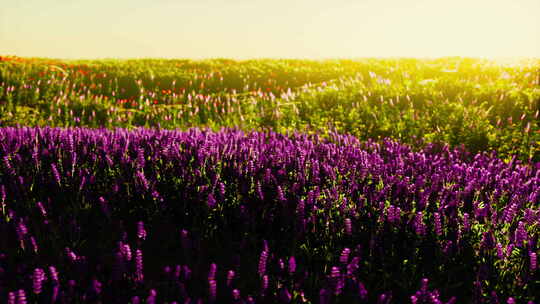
[0,127,538,303]
[1,57,539,161]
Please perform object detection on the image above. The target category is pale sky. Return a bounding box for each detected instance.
[1,0,539,59]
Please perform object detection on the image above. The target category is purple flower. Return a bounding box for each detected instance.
[136,170,149,191]
[208,279,217,301]
[462,213,470,231]
[330,266,343,295]
[277,185,286,202]
[32,268,46,294]
[232,289,241,301]
[288,256,296,274]
[16,289,26,304]
[414,212,426,236]
[207,193,217,209]
[91,279,102,296]
[530,251,537,272]
[122,244,132,261]
[65,247,78,262]
[30,236,38,253]
[47,266,58,284]
[137,221,147,240]
[51,163,61,185]
[226,270,235,287]
[261,275,269,295]
[496,243,504,260]
[347,257,360,276]
[208,263,217,280]
[514,221,528,247]
[136,148,145,168]
[344,218,352,236]
[7,292,15,304]
[340,248,351,264]
[3,156,16,176]
[433,212,442,236]
[258,250,269,277]
[36,201,47,217]
[15,220,28,241]
[147,289,157,304]
[135,249,144,282]
[504,203,518,224]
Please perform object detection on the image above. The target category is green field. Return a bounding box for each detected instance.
[1,56,539,161]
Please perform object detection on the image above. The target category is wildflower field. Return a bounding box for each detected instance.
[0,56,539,303]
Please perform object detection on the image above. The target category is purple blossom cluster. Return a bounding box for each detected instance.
[0,127,538,303]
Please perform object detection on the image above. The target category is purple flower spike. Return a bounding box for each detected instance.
[208,279,217,301]
[147,289,157,304]
[227,270,235,287]
[50,163,61,185]
[136,171,149,191]
[258,250,269,277]
[16,289,26,304]
[414,212,426,236]
[261,275,269,295]
[49,266,58,284]
[232,289,241,300]
[137,221,147,240]
[7,292,15,304]
[530,251,537,271]
[496,243,504,260]
[208,263,217,280]
[288,256,296,274]
[36,201,47,217]
[15,220,28,241]
[507,297,516,304]
[89,279,102,298]
[358,282,368,300]
[340,248,351,264]
[514,221,528,247]
[135,249,144,282]
[122,244,132,261]
[421,278,429,292]
[207,193,217,208]
[462,213,470,231]
[32,268,46,294]
[330,266,343,295]
[30,236,38,253]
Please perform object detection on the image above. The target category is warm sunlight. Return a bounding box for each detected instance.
[1,0,538,59]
